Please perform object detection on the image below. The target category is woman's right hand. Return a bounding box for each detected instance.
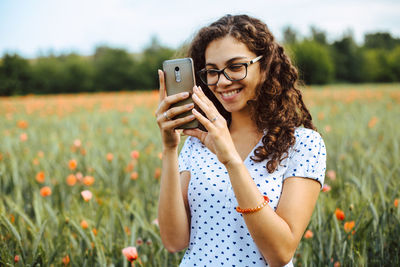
[155,70,196,149]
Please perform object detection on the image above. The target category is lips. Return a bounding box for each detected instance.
[218,88,242,99]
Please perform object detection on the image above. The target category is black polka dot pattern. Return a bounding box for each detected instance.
[177,128,326,266]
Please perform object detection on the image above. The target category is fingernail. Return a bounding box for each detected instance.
[182,92,189,97]
[186,103,194,109]
[192,108,198,113]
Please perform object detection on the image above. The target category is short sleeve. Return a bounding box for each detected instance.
[283,128,327,188]
[178,136,193,173]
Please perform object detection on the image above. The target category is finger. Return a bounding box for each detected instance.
[156,112,168,124]
[192,91,216,121]
[162,114,196,130]
[194,85,214,107]
[183,128,207,142]
[166,102,195,119]
[158,70,166,102]
[155,92,190,117]
[192,108,215,131]
[156,102,194,123]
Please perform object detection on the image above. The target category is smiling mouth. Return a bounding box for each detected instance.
[220,88,242,98]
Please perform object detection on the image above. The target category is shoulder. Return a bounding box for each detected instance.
[292,127,325,148]
[289,127,327,162]
[294,127,322,140]
[283,127,327,186]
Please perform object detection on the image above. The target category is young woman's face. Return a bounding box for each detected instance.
[204,35,262,114]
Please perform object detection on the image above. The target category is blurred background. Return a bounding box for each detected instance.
[1,0,400,95]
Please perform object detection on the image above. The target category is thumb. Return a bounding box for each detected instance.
[183,129,206,143]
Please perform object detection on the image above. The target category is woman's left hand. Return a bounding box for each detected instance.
[183,86,241,166]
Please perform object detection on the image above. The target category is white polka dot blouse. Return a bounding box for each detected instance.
[178,127,327,266]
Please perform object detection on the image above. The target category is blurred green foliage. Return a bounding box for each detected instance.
[0,37,174,96]
[283,28,400,84]
[1,31,400,96]
[0,54,32,95]
[331,34,364,83]
[289,40,335,84]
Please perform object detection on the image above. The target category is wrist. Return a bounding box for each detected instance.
[162,146,178,155]
[224,154,243,169]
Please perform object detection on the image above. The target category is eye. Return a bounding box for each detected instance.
[207,69,219,77]
[228,64,244,72]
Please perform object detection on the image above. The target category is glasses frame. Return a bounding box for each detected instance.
[198,55,263,86]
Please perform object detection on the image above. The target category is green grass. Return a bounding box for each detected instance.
[0,85,399,266]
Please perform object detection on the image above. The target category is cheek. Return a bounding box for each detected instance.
[246,72,263,93]
[243,78,258,96]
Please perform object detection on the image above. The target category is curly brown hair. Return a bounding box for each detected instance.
[188,14,316,173]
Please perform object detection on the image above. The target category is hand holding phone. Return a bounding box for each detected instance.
[162,58,198,129]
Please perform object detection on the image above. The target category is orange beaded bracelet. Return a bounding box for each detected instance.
[236,195,270,214]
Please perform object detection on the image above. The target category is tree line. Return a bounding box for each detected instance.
[1,30,400,96]
[285,27,400,84]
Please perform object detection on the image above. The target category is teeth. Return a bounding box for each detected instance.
[221,89,240,97]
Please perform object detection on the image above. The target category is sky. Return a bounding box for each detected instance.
[1,0,399,58]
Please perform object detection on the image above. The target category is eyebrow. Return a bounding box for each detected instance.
[205,56,249,67]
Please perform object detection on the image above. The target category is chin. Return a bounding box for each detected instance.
[221,103,247,114]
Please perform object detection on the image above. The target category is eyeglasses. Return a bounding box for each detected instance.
[198,55,263,86]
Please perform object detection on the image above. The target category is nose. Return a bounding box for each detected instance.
[216,72,233,87]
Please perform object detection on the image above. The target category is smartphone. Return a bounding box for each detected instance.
[163,58,198,129]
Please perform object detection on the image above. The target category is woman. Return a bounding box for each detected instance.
[156,14,326,266]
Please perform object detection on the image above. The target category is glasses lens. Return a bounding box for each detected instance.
[206,69,219,85]
[225,64,247,81]
[200,63,248,85]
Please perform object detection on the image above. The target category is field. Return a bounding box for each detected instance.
[0,84,399,266]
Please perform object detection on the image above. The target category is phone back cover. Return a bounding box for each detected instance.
[163,58,198,129]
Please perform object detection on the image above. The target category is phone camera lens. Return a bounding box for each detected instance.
[175,67,180,72]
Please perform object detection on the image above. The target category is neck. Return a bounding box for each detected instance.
[229,109,260,134]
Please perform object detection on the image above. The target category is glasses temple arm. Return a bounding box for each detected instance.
[250,55,263,64]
